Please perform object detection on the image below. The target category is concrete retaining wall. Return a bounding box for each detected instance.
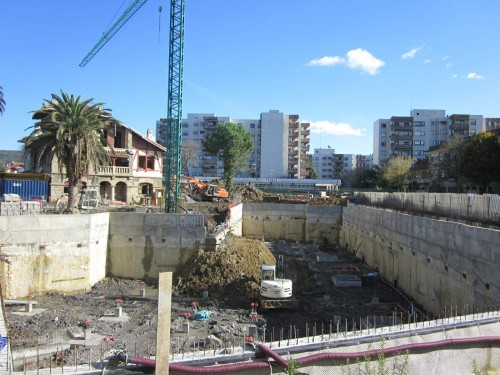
[0,213,109,299]
[242,203,341,243]
[340,203,500,313]
[107,213,206,280]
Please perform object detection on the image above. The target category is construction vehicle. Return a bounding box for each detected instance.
[183,177,229,202]
[259,255,299,310]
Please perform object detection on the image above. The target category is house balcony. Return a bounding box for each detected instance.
[288,149,298,156]
[96,165,132,177]
[301,129,310,136]
[288,140,298,147]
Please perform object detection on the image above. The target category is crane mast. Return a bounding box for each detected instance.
[164,0,185,213]
[79,0,185,213]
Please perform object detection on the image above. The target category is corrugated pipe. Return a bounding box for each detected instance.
[296,336,500,366]
[116,351,270,373]
[116,336,500,373]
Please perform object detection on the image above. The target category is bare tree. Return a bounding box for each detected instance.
[181,141,200,176]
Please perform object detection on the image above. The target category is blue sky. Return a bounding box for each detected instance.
[1,1,499,156]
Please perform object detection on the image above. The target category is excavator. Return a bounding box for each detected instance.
[259,255,299,310]
[182,177,229,202]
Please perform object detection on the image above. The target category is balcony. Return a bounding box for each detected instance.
[390,134,413,140]
[96,165,132,177]
[391,144,413,150]
[450,124,469,131]
[288,140,298,147]
[301,129,310,136]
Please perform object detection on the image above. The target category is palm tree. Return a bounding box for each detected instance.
[24,91,117,212]
[0,86,5,115]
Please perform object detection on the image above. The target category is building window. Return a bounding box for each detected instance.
[250,124,255,128]
[414,131,425,136]
[471,119,476,125]
[138,155,155,170]
[414,140,424,145]
[414,121,425,127]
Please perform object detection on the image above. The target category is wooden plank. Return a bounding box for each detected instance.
[156,272,172,374]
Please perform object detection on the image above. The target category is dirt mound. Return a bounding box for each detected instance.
[173,235,276,301]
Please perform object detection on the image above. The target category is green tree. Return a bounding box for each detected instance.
[0,86,5,115]
[349,168,381,189]
[439,135,466,192]
[381,156,413,191]
[24,92,117,212]
[459,132,500,193]
[202,122,253,194]
[303,157,317,179]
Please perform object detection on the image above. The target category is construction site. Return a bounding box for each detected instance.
[1,189,500,374]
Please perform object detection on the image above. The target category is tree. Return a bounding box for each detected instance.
[381,156,413,191]
[459,132,500,193]
[0,86,5,115]
[24,92,117,212]
[303,157,317,179]
[349,167,381,189]
[439,135,466,192]
[181,141,200,176]
[202,122,253,194]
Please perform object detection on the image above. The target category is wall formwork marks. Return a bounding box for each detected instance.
[242,203,342,243]
[340,203,500,313]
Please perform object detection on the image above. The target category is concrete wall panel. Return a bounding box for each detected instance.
[243,203,341,243]
[0,213,109,298]
[340,204,500,313]
[107,213,205,280]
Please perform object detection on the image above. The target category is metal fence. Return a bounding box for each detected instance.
[354,192,500,226]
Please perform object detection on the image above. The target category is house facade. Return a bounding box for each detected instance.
[27,123,166,206]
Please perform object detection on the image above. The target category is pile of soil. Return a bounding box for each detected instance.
[174,235,276,301]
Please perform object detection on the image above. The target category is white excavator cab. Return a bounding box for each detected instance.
[260,263,292,299]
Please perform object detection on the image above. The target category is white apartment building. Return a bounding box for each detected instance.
[312,148,355,179]
[156,110,310,179]
[373,109,484,166]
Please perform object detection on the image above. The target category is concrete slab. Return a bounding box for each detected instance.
[332,274,362,287]
[11,307,46,316]
[99,311,130,323]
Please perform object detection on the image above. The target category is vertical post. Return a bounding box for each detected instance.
[156,272,173,375]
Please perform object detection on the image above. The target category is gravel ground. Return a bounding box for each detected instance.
[6,236,413,372]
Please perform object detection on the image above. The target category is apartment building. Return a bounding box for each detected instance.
[312,148,354,179]
[156,110,310,179]
[260,110,311,179]
[373,109,484,166]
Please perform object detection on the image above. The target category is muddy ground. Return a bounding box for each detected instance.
[6,234,413,371]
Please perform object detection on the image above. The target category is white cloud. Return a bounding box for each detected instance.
[401,46,423,60]
[307,56,345,66]
[345,48,385,75]
[451,74,459,79]
[467,72,485,80]
[309,120,366,136]
[308,48,385,75]
[423,59,431,64]
[446,62,454,69]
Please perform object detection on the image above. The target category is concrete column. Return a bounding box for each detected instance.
[156,272,172,374]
